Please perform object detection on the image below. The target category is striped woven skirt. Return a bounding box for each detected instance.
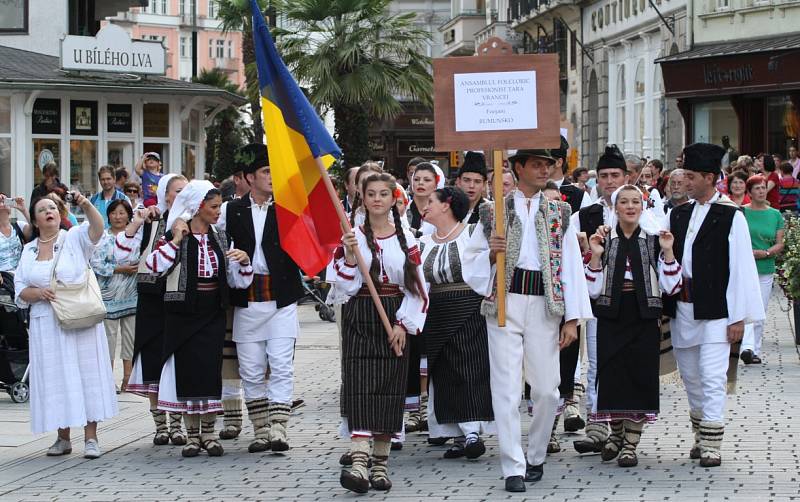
[340,294,408,434]
[425,286,493,424]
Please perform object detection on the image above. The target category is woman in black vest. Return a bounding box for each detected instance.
[123,173,187,445]
[145,181,253,458]
[584,185,681,467]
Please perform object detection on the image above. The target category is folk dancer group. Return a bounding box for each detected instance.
[125,143,302,457]
[333,139,764,493]
[25,137,764,491]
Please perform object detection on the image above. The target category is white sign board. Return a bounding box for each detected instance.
[61,24,166,75]
[453,70,538,132]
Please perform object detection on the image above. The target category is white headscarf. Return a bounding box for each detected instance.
[156,173,180,213]
[610,185,666,236]
[166,180,216,231]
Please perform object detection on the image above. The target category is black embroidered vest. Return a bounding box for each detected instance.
[663,201,736,319]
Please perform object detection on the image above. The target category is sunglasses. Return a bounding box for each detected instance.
[125,189,139,194]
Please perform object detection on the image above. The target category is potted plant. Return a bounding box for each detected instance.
[776,213,800,344]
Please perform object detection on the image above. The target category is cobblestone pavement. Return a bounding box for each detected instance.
[1,295,799,501]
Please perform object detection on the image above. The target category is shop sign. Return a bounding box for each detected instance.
[70,100,98,136]
[61,24,166,75]
[702,64,754,86]
[395,115,435,128]
[107,104,133,133]
[32,98,61,135]
[369,136,386,152]
[397,139,439,157]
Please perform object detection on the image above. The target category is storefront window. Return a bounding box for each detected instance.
[766,96,799,157]
[181,109,200,142]
[33,139,60,186]
[143,143,169,172]
[143,103,170,138]
[108,141,135,170]
[692,101,737,147]
[69,140,97,196]
[182,143,197,180]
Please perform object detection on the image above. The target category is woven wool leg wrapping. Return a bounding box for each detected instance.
[601,420,624,461]
[618,420,643,466]
[370,439,392,490]
[151,409,167,433]
[181,414,201,457]
[151,409,169,445]
[267,402,291,450]
[689,410,703,459]
[548,416,561,453]
[699,421,724,467]
[222,398,243,429]
[340,437,370,493]
[168,412,187,445]
[200,413,223,456]
[245,398,270,452]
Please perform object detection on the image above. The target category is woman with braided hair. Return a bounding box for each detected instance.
[333,173,428,493]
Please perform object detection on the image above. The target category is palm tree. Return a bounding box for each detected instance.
[273,0,433,167]
[193,68,248,179]
[216,0,271,143]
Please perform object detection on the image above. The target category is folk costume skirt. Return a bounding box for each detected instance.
[340,293,408,434]
[127,291,166,394]
[425,286,493,424]
[157,288,226,414]
[595,291,660,422]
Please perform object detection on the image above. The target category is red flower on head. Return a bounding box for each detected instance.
[435,174,441,184]
[561,194,567,202]
[393,188,403,200]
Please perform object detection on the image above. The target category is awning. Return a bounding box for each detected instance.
[0,45,246,106]
[656,34,800,99]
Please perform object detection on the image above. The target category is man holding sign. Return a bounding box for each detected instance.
[463,147,593,492]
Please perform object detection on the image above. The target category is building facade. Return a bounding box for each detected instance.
[509,0,582,169]
[107,0,245,88]
[658,1,800,158]
[0,2,243,201]
[581,0,687,170]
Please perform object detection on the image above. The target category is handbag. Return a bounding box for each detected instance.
[49,235,107,330]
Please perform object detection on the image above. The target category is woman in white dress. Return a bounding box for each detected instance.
[15,192,117,459]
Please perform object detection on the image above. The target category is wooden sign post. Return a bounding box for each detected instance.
[433,38,560,327]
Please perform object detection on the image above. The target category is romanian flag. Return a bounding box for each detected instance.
[250,0,342,275]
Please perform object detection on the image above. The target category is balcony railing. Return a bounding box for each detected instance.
[509,0,549,21]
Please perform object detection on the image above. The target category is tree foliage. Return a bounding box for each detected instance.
[273,0,433,167]
[192,68,249,180]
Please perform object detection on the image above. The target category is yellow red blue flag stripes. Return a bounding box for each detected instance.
[251,0,342,275]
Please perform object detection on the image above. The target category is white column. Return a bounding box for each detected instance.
[607,47,618,145]
[11,93,29,200]
[622,41,635,154]
[642,35,654,159]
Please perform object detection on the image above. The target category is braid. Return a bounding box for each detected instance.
[361,211,382,287]
[391,204,421,297]
[349,192,362,228]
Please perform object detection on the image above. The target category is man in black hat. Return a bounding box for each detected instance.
[456,151,489,224]
[217,143,305,454]
[546,136,591,443]
[663,142,764,468]
[549,136,591,212]
[463,147,593,492]
[571,144,630,455]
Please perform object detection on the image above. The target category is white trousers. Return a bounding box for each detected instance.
[741,274,773,356]
[221,380,241,400]
[237,338,295,404]
[674,342,729,422]
[584,318,598,414]
[487,293,560,477]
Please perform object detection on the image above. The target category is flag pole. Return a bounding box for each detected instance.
[312,157,395,339]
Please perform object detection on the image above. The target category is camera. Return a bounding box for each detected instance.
[65,192,76,204]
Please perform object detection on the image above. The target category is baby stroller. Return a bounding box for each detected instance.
[300,274,336,323]
[0,272,30,403]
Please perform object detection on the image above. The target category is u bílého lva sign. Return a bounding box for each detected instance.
[61,24,166,75]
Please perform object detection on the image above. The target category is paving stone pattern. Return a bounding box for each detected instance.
[1,295,799,501]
